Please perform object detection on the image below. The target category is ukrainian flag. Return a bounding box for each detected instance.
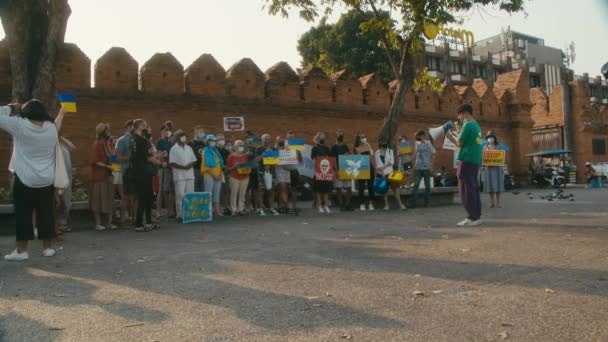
[57,93,77,112]
[249,137,263,148]
[399,141,413,155]
[287,138,305,151]
[263,150,279,165]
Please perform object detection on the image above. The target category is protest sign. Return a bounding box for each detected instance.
[482,150,506,166]
[279,149,298,165]
[182,192,212,223]
[338,155,370,180]
[223,117,245,132]
[315,156,335,181]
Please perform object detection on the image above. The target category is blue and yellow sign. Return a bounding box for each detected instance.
[338,155,370,180]
[57,93,77,112]
[183,192,212,223]
[399,141,413,155]
[263,150,279,165]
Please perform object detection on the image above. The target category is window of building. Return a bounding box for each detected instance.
[603,87,608,99]
[530,75,541,88]
[425,56,441,71]
[592,139,606,155]
[450,61,464,75]
[472,65,486,79]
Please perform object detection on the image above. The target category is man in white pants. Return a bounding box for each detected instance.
[169,130,197,222]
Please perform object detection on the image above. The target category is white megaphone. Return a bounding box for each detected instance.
[428,121,455,143]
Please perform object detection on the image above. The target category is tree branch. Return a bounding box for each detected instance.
[363,0,400,80]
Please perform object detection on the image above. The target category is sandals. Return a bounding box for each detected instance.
[134,223,160,232]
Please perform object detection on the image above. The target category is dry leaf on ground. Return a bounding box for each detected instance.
[498,331,509,340]
[124,323,145,328]
[413,291,425,296]
[544,288,556,294]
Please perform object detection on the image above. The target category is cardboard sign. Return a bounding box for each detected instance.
[338,155,370,180]
[57,93,77,112]
[287,138,305,151]
[442,137,458,151]
[223,116,245,132]
[399,141,413,155]
[482,150,506,166]
[182,192,212,223]
[296,144,314,178]
[279,149,298,165]
[315,156,335,181]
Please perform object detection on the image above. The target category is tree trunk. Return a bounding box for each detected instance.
[0,0,70,105]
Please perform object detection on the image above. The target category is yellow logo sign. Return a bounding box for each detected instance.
[423,21,475,47]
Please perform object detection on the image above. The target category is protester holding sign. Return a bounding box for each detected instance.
[375,141,406,211]
[481,131,505,208]
[226,140,251,215]
[410,130,436,208]
[169,131,198,222]
[354,133,375,211]
[156,126,175,219]
[189,126,207,192]
[331,130,353,211]
[311,132,333,214]
[275,138,298,213]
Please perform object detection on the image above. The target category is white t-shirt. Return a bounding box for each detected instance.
[169,143,197,181]
[375,148,395,176]
[0,106,57,188]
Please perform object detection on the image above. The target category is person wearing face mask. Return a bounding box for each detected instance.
[375,141,406,211]
[201,135,225,217]
[188,126,207,192]
[354,133,375,211]
[252,133,279,216]
[89,123,116,231]
[311,132,333,214]
[410,130,436,208]
[116,120,136,225]
[331,130,353,211]
[216,134,231,215]
[481,131,505,208]
[226,140,250,215]
[130,119,161,231]
[169,130,197,221]
[397,135,413,186]
[156,125,175,219]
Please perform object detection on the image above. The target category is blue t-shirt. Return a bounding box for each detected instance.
[156,138,174,161]
[116,134,132,173]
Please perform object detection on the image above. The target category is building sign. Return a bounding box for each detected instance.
[223,116,245,132]
[423,21,475,47]
[482,150,506,166]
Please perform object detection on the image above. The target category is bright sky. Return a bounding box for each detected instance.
[0,0,606,78]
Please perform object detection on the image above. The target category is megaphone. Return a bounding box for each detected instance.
[428,121,455,143]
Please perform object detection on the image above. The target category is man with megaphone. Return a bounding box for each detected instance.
[445,104,483,227]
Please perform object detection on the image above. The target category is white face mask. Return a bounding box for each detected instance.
[361,138,368,144]
[237,146,244,153]
[179,136,187,143]
[488,137,495,143]
[209,141,216,147]
[218,140,225,147]
[167,131,172,138]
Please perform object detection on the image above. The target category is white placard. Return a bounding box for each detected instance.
[223,116,245,132]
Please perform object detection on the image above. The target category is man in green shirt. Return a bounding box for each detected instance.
[447,104,483,226]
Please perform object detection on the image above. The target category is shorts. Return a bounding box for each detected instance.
[113,172,122,185]
[248,170,259,191]
[255,170,276,191]
[275,166,291,184]
[158,168,174,192]
[333,178,350,189]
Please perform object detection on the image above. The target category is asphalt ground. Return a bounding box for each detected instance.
[0,188,607,342]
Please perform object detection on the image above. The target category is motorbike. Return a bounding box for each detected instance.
[538,166,567,188]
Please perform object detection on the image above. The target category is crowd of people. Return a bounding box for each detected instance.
[2,100,490,260]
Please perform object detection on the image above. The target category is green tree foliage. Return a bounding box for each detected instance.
[265,0,527,144]
[298,10,400,83]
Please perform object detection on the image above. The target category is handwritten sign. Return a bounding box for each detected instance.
[223,116,245,132]
[482,150,505,166]
[338,155,370,180]
[315,156,335,181]
[279,149,298,165]
[399,141,413,155]
[442,137,458,151]
[182,192,212,223]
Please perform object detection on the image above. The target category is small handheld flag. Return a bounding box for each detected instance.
[263,150,279,165]
[287,138,305,151]
[249,137,263,148]
[399,141,413,155]
[57,93,77,112]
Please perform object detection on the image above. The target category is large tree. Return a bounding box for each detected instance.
[0,0,71,105]
[298,9,400,83]
[264,0,526,144]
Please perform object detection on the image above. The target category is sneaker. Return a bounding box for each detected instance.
[468,219,483,226]
[257,209,266,217]
[383,206,390,211]
[359,204,366,211]
[269,208,280,216]
[95,225,107,231]
[318,206,325,214]
[34,227,38,239]
[369,203,375,211]
[323,206,331,214]
[4,249,29,261]
[43,248,56,257]
[456,218,472,227]
[400,204,407,211]
[108,224,118,230]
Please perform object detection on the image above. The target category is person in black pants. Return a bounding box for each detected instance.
[129,119,161,231]
[354,133,375,211]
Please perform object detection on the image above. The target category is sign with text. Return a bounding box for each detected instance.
[223,116,245,132]
[338,155,370,180]
[482,150,506,166]
[182,192,212,223]
[279,149,298,165]
[315,156,335,181]
[296,144,314,178]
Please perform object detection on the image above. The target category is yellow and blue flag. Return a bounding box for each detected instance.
[263,150,279,165]
[287,138,305,151]
[57,93,77,112]
[249,137,263,149]
[399,141,413,155]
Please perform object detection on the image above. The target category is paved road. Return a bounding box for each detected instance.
[0,188,607,342]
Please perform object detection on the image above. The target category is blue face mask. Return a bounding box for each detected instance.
[198,133,206,141]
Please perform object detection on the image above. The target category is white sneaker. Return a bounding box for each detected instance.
[95,225,107,231]
[269,208,280,216]
[34,227,38,239]
[323,206,331,214]
[257,209,266,217]
[318,206,325,214]
[468,219,483,226]
[43,248,56,257]
[359,204,366,211]
[108,224,118,230]
[383,206,390,211]
[400,204,407,211]
[4,249,29,261]
[456,218,472,227]
[369,203,375,211]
